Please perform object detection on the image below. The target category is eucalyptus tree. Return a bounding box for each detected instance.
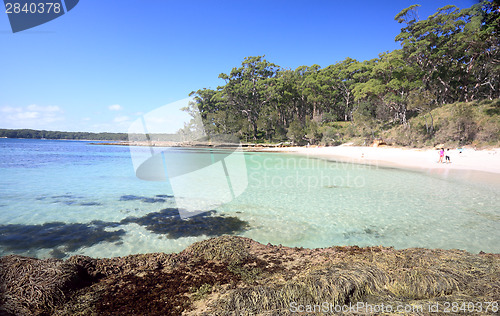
[265,68,299,132]
[293,65,321,122]
[322,57,359,121]
[394,2,499,103]
[351,51,420,125]
[218,56,279,140]
[463,0,500,100]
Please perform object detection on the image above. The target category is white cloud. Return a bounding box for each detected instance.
[113,115,130,123]
[108,104,123,111]
[0,106,22,113]
[16,111,40,119]
[27,104,61,112]
[0,104,65,129]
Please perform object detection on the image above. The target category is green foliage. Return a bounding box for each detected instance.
[286,120,305,145]
[319,122,348,146]
[0,129,128,141]
[394,1,499,104]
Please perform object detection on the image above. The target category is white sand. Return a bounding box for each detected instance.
[261,145,500,175]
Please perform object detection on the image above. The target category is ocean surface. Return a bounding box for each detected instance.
[0,138,499,259]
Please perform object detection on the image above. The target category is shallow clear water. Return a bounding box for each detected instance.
[0,138,499,258]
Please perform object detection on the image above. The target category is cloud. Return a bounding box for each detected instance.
[27,104,61,112]
[108,104,123,111]
[0,104,65,129]
[113,115,130,123]
[0,106,21,113]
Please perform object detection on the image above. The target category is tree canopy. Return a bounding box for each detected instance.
[187,1,499,145]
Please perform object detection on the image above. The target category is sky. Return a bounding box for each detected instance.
[0,0,477,133]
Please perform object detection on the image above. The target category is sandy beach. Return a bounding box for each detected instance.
[261,145,500,177]
[98,140,500,176]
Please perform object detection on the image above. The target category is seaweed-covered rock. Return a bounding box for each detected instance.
[0,255,88,315]
[1,236,499,315]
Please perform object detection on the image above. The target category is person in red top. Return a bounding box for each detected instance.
[438,148,444,163]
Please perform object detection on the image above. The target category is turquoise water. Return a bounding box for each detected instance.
[0,138,499,258]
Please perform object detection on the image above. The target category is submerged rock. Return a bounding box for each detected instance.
[0,236,499,315]
[119,194,171,203]
[121,209,249,238]
[0,210,248,258]
[0,221,125,254]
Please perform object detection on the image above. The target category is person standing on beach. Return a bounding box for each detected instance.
[445,149,451,163]
[438,148,444,163]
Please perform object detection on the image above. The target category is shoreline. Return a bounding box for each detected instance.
[259,145,500,176]
[92,140,500,183]
[10,135,498,173]
[91,140,500,176]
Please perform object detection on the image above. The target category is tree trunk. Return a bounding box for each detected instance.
[429,111,434,134]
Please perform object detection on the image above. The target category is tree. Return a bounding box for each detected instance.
[286,120,305,145]
[352,51,420,125]
[322,57,359,121]
[407,90,437,134]
[394,2,500,103]
[218,56,279,140]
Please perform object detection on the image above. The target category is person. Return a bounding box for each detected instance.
[438,148,444,163]
[445,149,451,163]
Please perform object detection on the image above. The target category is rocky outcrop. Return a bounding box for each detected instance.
[1,236,499,315]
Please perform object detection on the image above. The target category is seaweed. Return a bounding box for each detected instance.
[2,236,499,316]
[79,202,102,206]
[0,209,248,257]
[119,195,170,203]
[121,208,249,238]
[0,221,125,254]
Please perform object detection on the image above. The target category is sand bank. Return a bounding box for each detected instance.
[261,145,500,176]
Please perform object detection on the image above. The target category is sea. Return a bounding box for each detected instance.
[0,138,499,259]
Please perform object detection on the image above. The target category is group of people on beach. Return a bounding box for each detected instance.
[437,148,452,163]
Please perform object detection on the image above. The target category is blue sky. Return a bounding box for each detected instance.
[0,0,476,132]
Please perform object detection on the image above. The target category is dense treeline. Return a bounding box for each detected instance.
[0,129,128,141]
[186,2,499,145]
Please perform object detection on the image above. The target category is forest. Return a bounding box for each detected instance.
[185,1,500,146]
[0,129,128,141]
